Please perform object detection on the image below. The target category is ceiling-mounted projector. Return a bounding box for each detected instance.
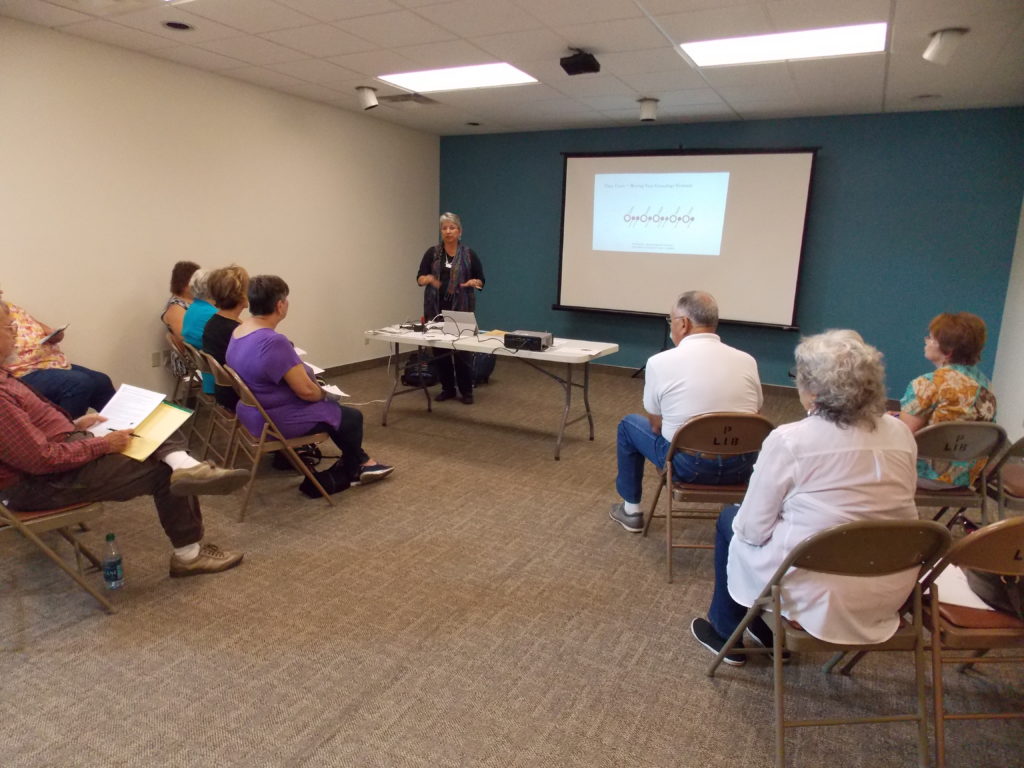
[560,50,600,76]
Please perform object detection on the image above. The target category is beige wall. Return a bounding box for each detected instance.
[0,18,438,393]
[992,197,1024,443]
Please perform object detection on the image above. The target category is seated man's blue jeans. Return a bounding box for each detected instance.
[615,413,757,505]
[708,504,770,641]
[20,364,116,419]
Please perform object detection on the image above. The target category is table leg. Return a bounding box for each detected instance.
[553,363,573,460]
[382,342,432,427]
[583,362,594,440]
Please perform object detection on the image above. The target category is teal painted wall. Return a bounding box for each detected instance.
[438,108,1024,395]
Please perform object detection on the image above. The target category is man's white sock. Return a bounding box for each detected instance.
[164,451,201,471]
[624,501,642,514]
[174,542,201,561]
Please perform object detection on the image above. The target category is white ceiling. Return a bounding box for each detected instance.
[3,0,1023,135]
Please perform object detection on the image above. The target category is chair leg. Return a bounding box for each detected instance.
[773,602,786,768]
[7,519,114,613]
[912,590,928,768]
[642,473,665,537]
[237,448,262,523]
[57,528,102,570]
[932,604,947,768]
[665,488,674,583]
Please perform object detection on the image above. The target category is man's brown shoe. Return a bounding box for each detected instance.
[170,462,249,497]
[169,543,244,578]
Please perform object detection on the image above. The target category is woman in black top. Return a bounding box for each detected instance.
[202,265,249,410]
[416,212,485,404]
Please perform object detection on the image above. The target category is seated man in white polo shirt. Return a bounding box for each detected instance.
[610,291,764,532]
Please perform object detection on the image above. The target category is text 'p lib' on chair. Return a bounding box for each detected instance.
[706,520,952,768]
[920,515,1024,768]
[643,412,774,583]
[914,421,1006,527]
[0,500,114,613]
[222,364,333,521]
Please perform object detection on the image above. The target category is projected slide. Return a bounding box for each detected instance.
[592,172,730,255]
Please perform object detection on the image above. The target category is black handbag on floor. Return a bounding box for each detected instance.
[965,570,1024,620]
[298,461,351,498]
[401,351,437,388]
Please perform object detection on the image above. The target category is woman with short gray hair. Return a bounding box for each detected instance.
[416,212,486,404]
[691,330,919,664]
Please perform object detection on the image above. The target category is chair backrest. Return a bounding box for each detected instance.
[668,412,775,458]
[773,520,951,580]
[986,435,1024,487]
[181,340,210,376]
[166,332,194,371]
[199,350,236,389]
[914,421,1006,466]
[925,516,1024,581]
[222,364,263,410]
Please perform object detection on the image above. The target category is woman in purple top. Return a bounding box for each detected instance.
[225,275,393,492]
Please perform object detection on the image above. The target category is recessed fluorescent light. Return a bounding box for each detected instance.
[680,22,887,67]
[378,63,537,93]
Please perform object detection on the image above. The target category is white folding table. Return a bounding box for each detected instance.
[364,327,619,459]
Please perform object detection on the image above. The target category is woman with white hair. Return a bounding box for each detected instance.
[691,330,919,665]
[416,212,485,404]
[181,268,218,395]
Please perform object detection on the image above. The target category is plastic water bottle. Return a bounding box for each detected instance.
[102,533,124,590]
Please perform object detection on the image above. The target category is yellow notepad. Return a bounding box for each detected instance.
[122,402,193,461]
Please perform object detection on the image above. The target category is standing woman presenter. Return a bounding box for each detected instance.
[416,212,485,404]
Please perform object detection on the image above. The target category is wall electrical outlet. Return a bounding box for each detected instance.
[151,351,162,367]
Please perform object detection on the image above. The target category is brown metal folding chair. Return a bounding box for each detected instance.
[0,500,114,613]
[706,519,951,768]
[197,350,241,466]
[919,516,1024,768]
[180,341,235,466]
[166,332,200,407]
[985,435,1024,520]
[914,421,1006,527]
[642,412,774,582]
[222,364,333,521]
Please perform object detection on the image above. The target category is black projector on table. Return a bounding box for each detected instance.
[504,330,553,352]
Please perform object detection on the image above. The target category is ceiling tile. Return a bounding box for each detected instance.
[513,0,640,27]
[59,18,174,50]
[556,17,666,53]
[0,0,92,26]
[473,27,570,63]
[149,44,246,70]
[197,34,309,65]
[274,0,402,22]
[392,38,497,68]
[764,0,891,31]
[415,0,543,37]
[617,68,708,92]
[338,10,456,47]
[655,4,773,43]
[326,49,424,76]
[222,65,307,89]
[100,5,242,43]
[269,58,359,85]
[184,0,316,34]
[261,23,377,57]
[599,47,690,76]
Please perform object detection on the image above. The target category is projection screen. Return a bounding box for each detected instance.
[556,149,816,328]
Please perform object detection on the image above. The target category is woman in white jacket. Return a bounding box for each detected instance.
[691,330,919,665]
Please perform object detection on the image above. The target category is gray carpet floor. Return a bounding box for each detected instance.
[1,360,1020,768]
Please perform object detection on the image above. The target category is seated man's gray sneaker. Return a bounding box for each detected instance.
[170,543,244,578]
[609,502,643,532]
[170,462,249,497]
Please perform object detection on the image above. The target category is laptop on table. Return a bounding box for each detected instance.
[441,310,478,337]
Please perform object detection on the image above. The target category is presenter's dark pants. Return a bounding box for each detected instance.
[2,431,204,548]
[431,348,473,397]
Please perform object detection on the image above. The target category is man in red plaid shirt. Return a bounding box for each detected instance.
[0,303,247,578]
